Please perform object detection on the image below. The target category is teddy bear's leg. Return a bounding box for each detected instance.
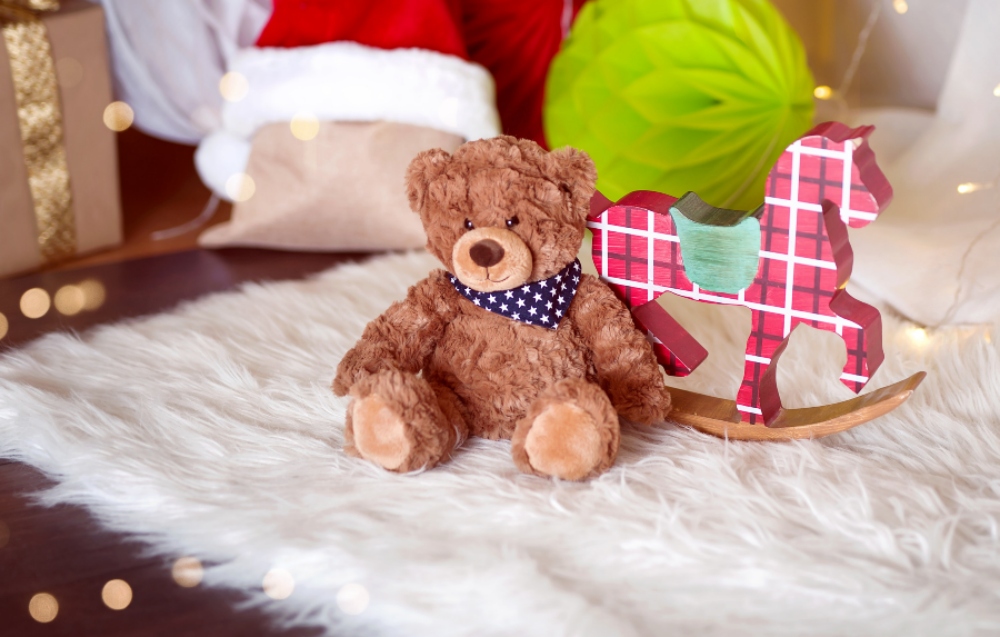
[510,378,620,480]
[345,370,468,473]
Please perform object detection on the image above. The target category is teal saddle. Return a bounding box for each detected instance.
[669,192,763,294]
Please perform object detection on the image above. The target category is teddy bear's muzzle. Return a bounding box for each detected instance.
[451,226,533,293]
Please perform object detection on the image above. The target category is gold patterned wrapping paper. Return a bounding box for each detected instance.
[0,0,120,278]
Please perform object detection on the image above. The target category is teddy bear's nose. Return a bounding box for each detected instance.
[469,239,505,268]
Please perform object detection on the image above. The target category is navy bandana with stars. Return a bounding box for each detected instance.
[449,260,582,329]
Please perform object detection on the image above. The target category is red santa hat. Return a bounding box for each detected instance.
[197,0,501,201]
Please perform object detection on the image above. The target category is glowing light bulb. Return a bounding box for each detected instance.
[79,279,106,310]
[957,181,994,194]
[893,0,908,14]
[103,101,134,132]
[813,85,833,100]
[263,568,294,600]
[20,288,50,319]
[102,579,132,610]
[172,557,204,588]
[907,326,928,345]
[29,593,58,623]
[225,173,256,202]
[290,112,320,141]
[54,285,85,316]
[219,72,249,102]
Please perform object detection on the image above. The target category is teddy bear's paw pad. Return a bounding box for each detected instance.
[524,403,603,481]
[352,394,412,471]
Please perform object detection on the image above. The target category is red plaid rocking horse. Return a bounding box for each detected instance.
[588,122,925,439]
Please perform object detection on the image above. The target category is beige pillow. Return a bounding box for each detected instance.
[199,121,463,251]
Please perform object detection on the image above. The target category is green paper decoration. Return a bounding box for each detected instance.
[544,0,815,210]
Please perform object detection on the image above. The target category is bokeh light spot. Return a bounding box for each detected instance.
[29,593,58,623]
[336,583,369,615]
[20,288,50,319]
[262,568,294,600]
[0,312,7,340]
[893,0,908,14]
[813,85,833,100]
[78,279,106,311]
[54,285,85,316]
[103,101,134,132]
[219,72,249,102]
[172,557,204,588]
[907,326,928,346]
[225,173,256,202]
[102,579,132,610]
[290,112,320,141]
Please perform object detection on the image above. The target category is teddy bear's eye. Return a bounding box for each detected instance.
[464,219,475,230]
[505,216,519,228]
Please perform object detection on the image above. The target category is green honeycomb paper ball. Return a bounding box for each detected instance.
[544,0,815,210]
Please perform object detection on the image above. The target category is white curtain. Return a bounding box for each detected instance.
[850,0,1000,326]
[93,0,270,144]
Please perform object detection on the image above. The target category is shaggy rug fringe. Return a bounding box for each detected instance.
[1,251,999,636]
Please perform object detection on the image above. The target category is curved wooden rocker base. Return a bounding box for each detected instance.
[666,372,926,441]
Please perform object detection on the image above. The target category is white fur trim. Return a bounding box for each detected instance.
[195,131,252,200]
[223,41,500,142]
[197,42,501,201]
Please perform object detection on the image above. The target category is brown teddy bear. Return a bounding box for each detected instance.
[332,136,671,480]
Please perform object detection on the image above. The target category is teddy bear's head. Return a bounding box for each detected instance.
[405,136,597,292]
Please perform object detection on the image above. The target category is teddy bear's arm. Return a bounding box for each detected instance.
[569,274,671,424]
[333,271,458,396]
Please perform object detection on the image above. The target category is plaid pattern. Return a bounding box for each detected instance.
[589,130,886,424]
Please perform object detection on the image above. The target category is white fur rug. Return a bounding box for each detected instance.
[2,251,999,636]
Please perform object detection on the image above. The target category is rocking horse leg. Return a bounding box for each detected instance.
[736,307,785,424]
[736,353,765,424]
[830,289,884,393]
[631,300,708,377]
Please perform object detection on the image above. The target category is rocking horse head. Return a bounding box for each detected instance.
[773,121,893,230]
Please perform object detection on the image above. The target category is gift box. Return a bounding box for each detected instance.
[0,0,121,278]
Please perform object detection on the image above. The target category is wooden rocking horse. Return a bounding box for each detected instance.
[587,122,925,440]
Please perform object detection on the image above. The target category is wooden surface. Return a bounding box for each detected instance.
[0,130,370,634]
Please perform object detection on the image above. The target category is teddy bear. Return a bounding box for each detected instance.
[332,136,671,480]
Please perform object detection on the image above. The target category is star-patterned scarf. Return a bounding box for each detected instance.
[449,259,582,329]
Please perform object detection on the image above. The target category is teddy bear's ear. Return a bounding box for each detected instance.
[405,148,453,213]
[547,147,597,222]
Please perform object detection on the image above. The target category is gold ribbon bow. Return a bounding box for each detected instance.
[1,0,76,264]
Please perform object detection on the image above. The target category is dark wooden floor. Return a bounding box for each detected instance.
[0,131,371,634]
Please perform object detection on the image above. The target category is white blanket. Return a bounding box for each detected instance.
[1,251,998,636]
